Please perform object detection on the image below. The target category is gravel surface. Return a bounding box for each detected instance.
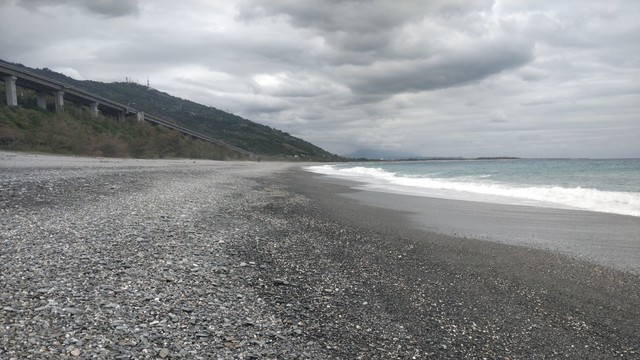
[236,170,640,359]
[1,151,639,359]
[1,152,328,359]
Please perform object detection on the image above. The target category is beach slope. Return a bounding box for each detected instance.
[1,153,638,358]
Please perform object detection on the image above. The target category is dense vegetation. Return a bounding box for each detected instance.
[0,89,246,160]
[0,60,339,161]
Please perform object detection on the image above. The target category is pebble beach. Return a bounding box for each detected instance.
[1,151,639,359]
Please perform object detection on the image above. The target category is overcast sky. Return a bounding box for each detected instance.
[1,0,638,158]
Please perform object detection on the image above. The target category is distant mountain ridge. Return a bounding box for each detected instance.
[347,148,422,160]
[2,60,340,160]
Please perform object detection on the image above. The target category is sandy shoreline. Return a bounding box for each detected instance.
[1,152,639,358]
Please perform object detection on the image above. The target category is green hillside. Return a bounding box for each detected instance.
[0,102,247,160]
[1,60,340,161]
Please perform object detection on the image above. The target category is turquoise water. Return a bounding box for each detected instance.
[306,159,640,217]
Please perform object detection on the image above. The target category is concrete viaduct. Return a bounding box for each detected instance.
[1,62,252,157]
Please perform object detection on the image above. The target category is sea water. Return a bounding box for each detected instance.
[306,159,640,217]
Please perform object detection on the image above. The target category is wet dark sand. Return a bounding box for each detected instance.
[341,182,640,275]
[238,167,640,358]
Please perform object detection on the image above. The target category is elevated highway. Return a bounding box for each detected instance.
[1,62,251,157]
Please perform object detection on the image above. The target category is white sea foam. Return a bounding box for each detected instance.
[306,165,640,217]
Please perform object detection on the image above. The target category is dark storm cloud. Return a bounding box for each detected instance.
[239,0,533,97]
[15,0,140,17]
[239,0,494,60]
[341,37,534,96]
[239,0,494,36]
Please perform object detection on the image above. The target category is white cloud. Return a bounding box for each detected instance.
[51,67,84,80]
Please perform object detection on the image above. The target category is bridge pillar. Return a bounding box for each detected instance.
[3,75,18,106]
[54,91,64,112]
[37,91,47,109]
[90,102,99,118]
[118,111,125,122]
[137,111,144,122]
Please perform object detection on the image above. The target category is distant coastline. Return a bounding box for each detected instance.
[349,156,520,162]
